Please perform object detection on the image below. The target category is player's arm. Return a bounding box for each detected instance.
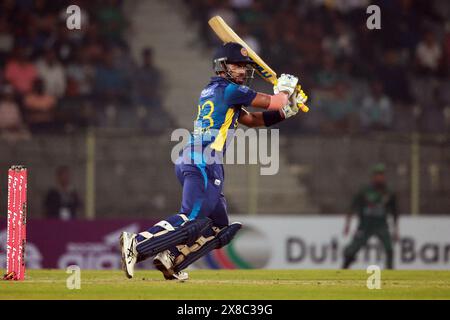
[250,92,289,110]
[238,108,268,128]
[249,74,299,111]
[343,212,353,236]
[389,193,399,241]
[344,192,362,236]
[228,74,307,127]
[240,90,308,128]
[240,74,307,127]
[238,102,298,127]
[237,91,288,127]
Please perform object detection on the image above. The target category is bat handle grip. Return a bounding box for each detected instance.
[295,84,309,113]
[299,104,309,113]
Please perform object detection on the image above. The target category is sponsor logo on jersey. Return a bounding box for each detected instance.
[238,85,249,93]
[200,83,218,98]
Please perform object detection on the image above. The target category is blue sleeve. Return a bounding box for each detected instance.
[224,83,257,107]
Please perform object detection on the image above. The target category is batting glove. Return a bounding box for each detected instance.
[280,102,299,119]
[274,74,298,97]
[280,86,309,119]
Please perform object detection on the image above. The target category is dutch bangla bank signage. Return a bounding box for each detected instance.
[1,217,449,270]
[220,216,450,270]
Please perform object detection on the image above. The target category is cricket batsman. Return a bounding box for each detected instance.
[120,42,308,280]
[342,163,399,269]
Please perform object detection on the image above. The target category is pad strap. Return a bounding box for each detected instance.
[138,214,189,240]
[173,222,242,272]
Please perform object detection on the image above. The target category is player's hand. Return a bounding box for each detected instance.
[343,224,350,236]
[280,101,299,119]
[274,74,298,97]
[392,227,399,242]
[281,86,309,119]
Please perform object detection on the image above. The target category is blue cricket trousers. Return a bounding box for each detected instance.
[175,160,229,228]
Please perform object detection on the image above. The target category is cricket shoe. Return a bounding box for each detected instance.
[120,232,137,279]
[170,271,189,281]
[153,250,189,281]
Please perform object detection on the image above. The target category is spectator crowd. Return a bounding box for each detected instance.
[0,0,170,142]
[187,0,450,134]
[1,0,449,141]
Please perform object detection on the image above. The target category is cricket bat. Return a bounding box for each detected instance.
[208,16,308,112]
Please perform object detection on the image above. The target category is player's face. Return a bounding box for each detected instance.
[227,63,248,85]
[372,173,386,188]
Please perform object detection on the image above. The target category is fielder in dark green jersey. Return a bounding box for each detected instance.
[342,163,399,269]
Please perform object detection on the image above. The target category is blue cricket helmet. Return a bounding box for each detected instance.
[213,42,255,72]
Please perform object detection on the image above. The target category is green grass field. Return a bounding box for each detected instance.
[1,269,450,300]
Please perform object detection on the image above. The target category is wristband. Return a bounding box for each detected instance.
[262,110,284,127]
